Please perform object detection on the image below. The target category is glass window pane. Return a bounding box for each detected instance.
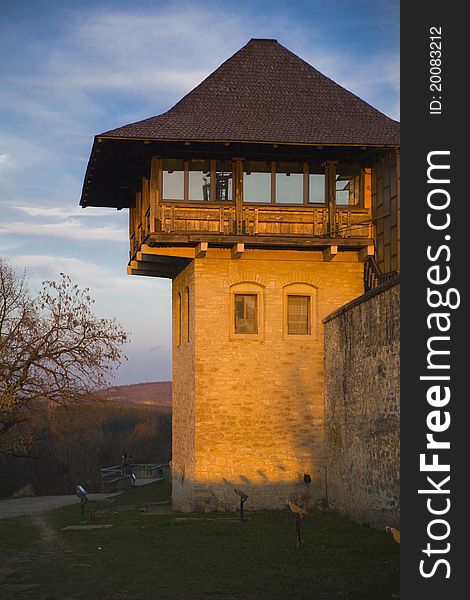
[163,159,184,200]
[308,164,325,203]
[276,162,303,204]
[235,294,258,334]
[309,175,325,203]
[288,295,310,335]
[336,162,362,206]
[215,160,233,201]
[243,161,272,203]
[189,159,211,201]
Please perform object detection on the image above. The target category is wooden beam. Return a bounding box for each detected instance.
[358,245,375,262]
[323,245,338,261]
[196,242,208,258]
[136,251,175,263]
[128,266,172,279]
[148,233,375,249]
[231,242,244,259]
[140,244,195,259]
[129,260,181,278]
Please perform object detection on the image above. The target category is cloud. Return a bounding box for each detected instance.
[0,136,57,175]
[9,254,167,298]
[15,205,118,218]
[0,219,127,242]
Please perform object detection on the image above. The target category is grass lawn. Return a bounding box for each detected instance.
[0,482,399,600]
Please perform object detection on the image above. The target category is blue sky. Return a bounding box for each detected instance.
[0,0,399,385]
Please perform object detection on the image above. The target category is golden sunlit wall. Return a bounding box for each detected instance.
[172,249,364,511]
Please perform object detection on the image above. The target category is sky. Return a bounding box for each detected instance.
[0,0,399,385]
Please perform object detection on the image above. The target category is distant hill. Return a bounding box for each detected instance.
[103,381,172,408]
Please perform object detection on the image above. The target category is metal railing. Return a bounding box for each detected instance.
[100,463,169,479]
[364,256,399,293]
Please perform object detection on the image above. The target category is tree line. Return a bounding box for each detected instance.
[0,400,171,496]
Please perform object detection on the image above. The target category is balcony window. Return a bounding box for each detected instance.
[161,158,363,207]
[308,163,326,204]
[276,162,303,204]
[163,159,184,200]
[336,162,362,206]
[189,159,211,201]
[243,161,272,203]
[215,160,233,201]
[243,161,326,205]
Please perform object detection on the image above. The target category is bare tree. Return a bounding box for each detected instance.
[0,259,128,455]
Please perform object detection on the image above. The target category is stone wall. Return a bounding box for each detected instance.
[323,280,400,528]
[171,262,196,511]
[172,248,364,511]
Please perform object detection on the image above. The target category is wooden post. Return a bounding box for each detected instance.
[129,206,135,258]
[135,191,142,247]
[326,161,337,236]
[142,177,149,239]
[150,157,160,233]
[271,161,276,205]
[363,167,372,238]
[235,160,243,235]
[303,162,309,205]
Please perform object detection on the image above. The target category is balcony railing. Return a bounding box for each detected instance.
[130,200,373,258]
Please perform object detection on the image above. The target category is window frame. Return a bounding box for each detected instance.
[162,159,235,203]
[159,158,364,208]
[242,161,329,206]
[334,161,365,207]
[229,282,265,341]
[234,293,258,334]
[283,283,317,340]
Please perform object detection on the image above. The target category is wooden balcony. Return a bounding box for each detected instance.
[130,201,372,255]
[128,197,374,278]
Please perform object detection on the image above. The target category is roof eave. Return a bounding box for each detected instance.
[95,135,400,148]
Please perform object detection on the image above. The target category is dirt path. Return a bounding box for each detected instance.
[0,493,116,519]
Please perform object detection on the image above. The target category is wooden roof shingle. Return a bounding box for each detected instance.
[100,38,399,146]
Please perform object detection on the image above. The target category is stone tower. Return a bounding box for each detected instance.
[80,39,400,511]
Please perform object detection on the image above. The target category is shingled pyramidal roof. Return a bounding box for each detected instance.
[101,38,399,146]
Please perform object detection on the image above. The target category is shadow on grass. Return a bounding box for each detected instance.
[0,482,399,600]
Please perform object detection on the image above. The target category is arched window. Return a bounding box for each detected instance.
[229,282,265,340]
[185,287,190,343]
[176,292,182,347]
